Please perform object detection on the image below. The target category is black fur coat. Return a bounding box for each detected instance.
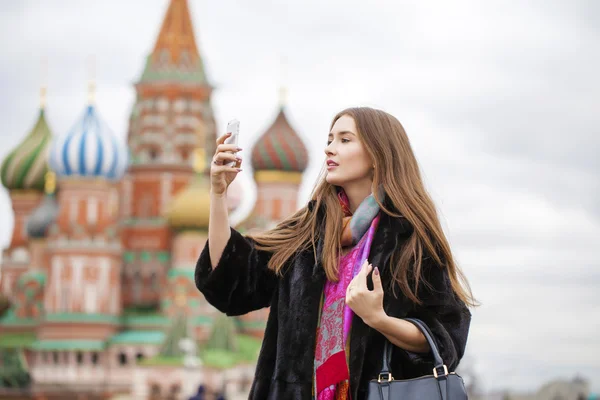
[195,199,471,399]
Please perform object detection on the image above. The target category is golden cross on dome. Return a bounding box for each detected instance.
[279,85,288,108]
[87,55,96,105]
[40,86,47,110]
[40,57,48,110]
[278,55,288,108]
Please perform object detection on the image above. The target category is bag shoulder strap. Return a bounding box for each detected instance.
[380,318,446,377]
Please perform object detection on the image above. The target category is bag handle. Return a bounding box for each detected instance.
[379,318,449,382]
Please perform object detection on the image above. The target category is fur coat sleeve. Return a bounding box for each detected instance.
[194,227,278,316]
[395,254,472,375]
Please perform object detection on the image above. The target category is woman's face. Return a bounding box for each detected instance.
[324,115,373,187]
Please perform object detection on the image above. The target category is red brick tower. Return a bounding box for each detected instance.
[120,0,218,309]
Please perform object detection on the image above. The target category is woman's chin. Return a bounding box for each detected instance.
[325,174,343,186]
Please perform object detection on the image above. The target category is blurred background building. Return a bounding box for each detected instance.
[0,0,307,398]
[1,0,598,399]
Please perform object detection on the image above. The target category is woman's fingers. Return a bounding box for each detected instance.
[354,260,373,290]
[216,132,232,145]
[356,259,370,278]
[211,164,242,174]
[213,152,241,165]
[216,143,242,154]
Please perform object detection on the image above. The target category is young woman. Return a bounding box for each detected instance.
[196,107,475,399]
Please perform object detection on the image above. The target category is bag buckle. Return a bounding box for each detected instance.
[377,373,394,383]
[433,365,449,378]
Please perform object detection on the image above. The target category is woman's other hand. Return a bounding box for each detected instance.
[345,260,386,327]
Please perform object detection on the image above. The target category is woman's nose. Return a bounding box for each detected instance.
[324,143,335,156]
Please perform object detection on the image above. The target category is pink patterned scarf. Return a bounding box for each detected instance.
[313,188,381,399]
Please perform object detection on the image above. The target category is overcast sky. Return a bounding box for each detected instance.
[1,0,598,394]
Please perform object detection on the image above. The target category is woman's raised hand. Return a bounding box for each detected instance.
[210,132,242,196]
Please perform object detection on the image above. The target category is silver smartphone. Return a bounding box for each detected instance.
[223,119,240,167]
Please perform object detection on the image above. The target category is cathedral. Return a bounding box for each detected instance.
[0,0,309,398]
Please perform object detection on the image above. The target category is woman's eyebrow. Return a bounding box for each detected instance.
[328,130,356,137]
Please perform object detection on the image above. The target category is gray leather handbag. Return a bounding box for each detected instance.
[367,318,468,400]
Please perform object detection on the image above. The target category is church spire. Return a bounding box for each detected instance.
[151,0,199,64]
[140,0,206,84]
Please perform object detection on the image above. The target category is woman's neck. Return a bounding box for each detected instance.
[342,181,373,214]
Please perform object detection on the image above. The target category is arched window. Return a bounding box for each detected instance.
[179,51,190,69]
[167,384,181,400]
[87,197,98,225]
[149,384,161,400]
[11,247,29,263]
[272,198,282,220]
[139,194,154,218]
[118,352,128,366]
[181,149,190,161]
[150,272,159,290]
[133,269,143,302]
[60,286,70,312]
[157,97,169,112]
[159,49,170,66]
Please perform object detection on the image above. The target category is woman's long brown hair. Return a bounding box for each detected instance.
[249,107,477,307]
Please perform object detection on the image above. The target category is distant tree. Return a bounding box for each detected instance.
[0,293,10,317]
[0,349,31,388]
[149,383,161,400]
[456,355,481,396]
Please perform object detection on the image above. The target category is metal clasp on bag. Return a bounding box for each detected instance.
[433,365,449,378]
[378,373,394,383]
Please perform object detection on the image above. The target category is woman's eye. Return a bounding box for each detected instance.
[327,137,349,145]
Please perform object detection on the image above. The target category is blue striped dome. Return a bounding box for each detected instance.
[49,105,129,180]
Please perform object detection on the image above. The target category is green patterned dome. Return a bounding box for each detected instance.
[251,108,309,172]
[1,109,52,191]
[206,314,238,352]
